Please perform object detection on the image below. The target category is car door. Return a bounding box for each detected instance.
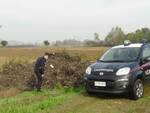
[141,45,150,84]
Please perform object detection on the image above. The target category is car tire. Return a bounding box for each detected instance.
[87,90,93,95]
[130,79,144,100]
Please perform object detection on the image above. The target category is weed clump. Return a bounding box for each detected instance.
[0,52,90,91]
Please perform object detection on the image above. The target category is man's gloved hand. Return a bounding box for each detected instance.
[41,74,44,77]
[50,64,54,69]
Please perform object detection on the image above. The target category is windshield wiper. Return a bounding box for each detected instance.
[100,60,126,62]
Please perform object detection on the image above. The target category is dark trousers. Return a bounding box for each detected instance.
[35,71,43,91]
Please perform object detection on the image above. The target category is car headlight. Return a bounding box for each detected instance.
[116,67,130,76]
[85,66,92,75]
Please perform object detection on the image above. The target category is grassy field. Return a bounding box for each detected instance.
[0,47,150,113]
[0,47,108,67]
[0,88,82,113]
[0,87,150,113]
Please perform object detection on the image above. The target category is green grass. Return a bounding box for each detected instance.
[0,88,82,113]
[0,87,150,113]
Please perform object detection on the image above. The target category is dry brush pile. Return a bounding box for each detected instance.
[0,52,90,91]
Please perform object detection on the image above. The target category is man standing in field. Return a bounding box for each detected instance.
[34,53,49,92]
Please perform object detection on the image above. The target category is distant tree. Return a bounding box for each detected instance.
[43,40,50,46]
[105,27,125,45]
[1,40,8,47]
[62,39,82,47]
[126,27,150,43]
[94,33,100,42]
[52,39,83,47]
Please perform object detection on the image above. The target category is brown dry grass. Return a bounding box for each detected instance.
[0,47,109,98]
[0,47,109,66]
[0,88,21,98]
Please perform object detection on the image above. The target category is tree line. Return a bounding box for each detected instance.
[105,27,150,46]
[1,27,150,47]
[51,27,150,47]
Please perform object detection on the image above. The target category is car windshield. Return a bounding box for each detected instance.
[100,47,140,62]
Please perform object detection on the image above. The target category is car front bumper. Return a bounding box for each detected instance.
[84,75,130,94]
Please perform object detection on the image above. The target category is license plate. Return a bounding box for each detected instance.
[94,81,106,87]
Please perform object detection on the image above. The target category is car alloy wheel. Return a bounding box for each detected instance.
[135,80,144,98]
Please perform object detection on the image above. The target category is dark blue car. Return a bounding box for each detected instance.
[84,40,150,100]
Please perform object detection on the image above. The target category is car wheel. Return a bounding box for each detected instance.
[130,79,144,100]
[86,90,93,95]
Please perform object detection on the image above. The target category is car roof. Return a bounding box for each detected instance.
[112,43,143,49]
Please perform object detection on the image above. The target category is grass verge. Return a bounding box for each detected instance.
[0,87,83,113]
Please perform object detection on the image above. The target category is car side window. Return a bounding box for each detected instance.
[143,46,150,59]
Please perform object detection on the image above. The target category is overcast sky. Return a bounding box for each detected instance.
[0,0,150,43]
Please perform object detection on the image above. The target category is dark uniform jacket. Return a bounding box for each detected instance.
[34,57,46,75]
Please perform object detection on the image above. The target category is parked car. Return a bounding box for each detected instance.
[84,40,150,100]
